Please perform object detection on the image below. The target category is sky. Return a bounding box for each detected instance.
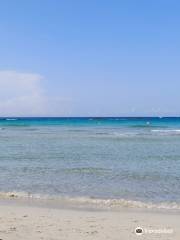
[0,0,179,117]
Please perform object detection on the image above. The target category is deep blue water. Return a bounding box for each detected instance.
[0,117,180,208]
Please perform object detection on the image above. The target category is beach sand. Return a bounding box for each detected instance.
[0,200,179,240]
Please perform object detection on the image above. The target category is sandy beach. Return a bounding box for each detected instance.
[0,200,179,240]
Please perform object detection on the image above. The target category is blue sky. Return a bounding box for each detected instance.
[0,0,179,116]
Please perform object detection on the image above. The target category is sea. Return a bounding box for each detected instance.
[0,117,180,210]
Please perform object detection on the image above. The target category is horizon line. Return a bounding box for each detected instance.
[1,116,180,118]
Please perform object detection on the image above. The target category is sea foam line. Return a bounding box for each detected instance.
[151,129,180,135]
[0,191,180,210]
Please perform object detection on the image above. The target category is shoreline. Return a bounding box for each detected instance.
[1,191,180,212]
[0,199,179,240]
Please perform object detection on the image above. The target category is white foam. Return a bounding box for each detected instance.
[152,129,180,134]
[0,191,180,210]
[6,118,17,121]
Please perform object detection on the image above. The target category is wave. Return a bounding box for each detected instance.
[0,127,38,131]
[67,129,90,133]
[0,191,180,210]
[63,167,111,175]
[151,129,180,135]
[129,124,167,128]
[6,118,18,121]
[2,124,31,128]
[93,131,144,139]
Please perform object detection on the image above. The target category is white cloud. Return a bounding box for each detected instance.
[0,70,71,116]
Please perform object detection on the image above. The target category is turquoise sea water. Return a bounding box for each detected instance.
[1,117,180,209]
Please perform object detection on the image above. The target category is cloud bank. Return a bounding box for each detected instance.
[0,70,70,116]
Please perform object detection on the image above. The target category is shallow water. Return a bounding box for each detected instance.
[0,117,180,209]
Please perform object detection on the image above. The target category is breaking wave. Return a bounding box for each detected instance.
[0,191,180,210]
[151,129,180,135]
